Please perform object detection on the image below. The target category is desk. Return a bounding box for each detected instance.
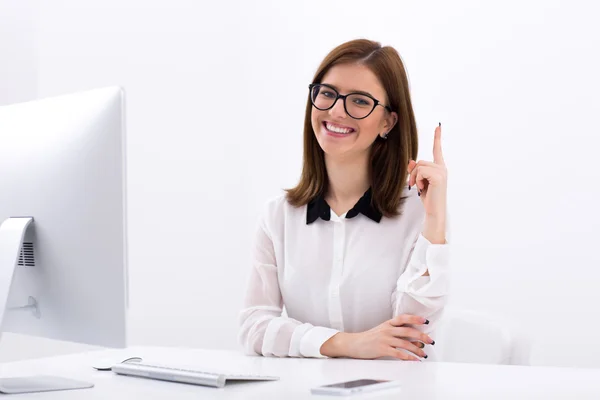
[1,346,599,399]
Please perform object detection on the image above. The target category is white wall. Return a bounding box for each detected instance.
[0,0,37,105]
[2,0,600,368]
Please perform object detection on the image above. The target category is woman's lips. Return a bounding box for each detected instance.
[323,121,355,137]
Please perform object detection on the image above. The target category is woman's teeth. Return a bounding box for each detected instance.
[325,122,354,134]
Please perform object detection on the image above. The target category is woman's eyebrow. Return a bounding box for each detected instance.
[323,83,375,98]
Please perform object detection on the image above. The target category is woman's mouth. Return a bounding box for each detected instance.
[323,121,356,138]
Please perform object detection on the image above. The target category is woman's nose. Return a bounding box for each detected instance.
[328,97,347,119]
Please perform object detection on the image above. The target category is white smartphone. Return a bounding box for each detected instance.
[310,379,402,396]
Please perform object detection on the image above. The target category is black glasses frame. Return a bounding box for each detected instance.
[308,83,392,120]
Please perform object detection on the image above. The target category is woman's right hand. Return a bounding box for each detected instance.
[320,314,433,361]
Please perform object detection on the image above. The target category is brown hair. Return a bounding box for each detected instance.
[285,39,419,218]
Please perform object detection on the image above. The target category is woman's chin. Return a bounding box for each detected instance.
[320,144,354,159]
[318,133,350,149]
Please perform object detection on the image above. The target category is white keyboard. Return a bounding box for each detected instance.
[111,362,279,388]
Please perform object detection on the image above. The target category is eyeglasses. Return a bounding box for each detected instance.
[308,83,392,120]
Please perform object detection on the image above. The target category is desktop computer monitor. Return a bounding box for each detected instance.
[0,86,128,393]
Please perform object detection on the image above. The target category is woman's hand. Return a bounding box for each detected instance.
[408,123,448,244]
[320,315,434,361]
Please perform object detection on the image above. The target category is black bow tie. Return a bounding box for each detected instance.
[306,187,382,224]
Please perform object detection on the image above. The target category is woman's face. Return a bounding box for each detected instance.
[311,63,397,160]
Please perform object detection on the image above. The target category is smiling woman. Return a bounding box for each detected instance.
[238,39,449,362]
[288,42,418,217]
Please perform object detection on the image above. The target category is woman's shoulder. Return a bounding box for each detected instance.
[390,184,426,225]
[394,185,452,242]
[258,191,304,223]
[256,191,305,240]
[261,191,289,214]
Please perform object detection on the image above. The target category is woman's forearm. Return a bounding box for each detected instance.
[320,332,353,358]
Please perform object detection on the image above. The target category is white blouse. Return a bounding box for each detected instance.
[238,185,450,360]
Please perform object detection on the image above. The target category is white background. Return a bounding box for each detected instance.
[1,0,599,368]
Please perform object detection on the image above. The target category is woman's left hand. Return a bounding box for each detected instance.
[408,123,447,244]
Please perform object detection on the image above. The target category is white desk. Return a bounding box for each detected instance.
[1,346,599,399]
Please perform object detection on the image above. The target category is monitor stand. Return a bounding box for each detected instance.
[0,376,94,394]
[0,217,94,394]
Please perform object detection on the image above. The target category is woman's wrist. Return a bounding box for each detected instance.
[423,216,446,244]
[320,332,353,358]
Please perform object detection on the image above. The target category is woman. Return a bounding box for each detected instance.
[238,39,449,361]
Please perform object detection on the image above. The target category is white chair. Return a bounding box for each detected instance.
[434,308,532,365]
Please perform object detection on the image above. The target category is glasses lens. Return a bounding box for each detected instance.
[346,94,375,119]
[310,85,337,110]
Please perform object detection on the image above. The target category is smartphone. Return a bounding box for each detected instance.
[310,379,402,396]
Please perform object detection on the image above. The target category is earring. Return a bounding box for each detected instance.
[381,132,388,140]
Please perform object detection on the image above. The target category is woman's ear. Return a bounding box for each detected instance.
[383,111,398,134]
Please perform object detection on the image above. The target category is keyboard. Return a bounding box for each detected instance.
[111,362,280,388]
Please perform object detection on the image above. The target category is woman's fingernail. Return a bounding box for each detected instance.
[408,185,411,190]
[439,122,441,127]
[431,340,436,345]
[424,355,428,359]
[424,319,430,325]
[418,191,421,197]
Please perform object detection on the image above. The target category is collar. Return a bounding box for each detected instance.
[306,187,383,224]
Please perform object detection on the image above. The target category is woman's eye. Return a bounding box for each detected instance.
[320,90,336,98]
[353,97,371,106]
